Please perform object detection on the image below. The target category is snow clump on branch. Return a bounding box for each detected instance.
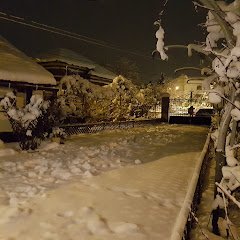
[205,11,224,51]
[154,21,168,60]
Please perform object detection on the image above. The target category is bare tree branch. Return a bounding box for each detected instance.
[193,1,215,11]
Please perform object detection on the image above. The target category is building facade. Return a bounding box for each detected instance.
[35,48,117,86]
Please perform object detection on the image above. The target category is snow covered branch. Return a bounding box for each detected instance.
[216,182,240,208]
[154,21,168,60]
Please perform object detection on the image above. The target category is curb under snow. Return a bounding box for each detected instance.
[170,133,211,240]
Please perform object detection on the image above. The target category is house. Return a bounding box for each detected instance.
[162,75,204,99]
[35,48,117,86]
[162,75,211,115]
[0,36,56,132]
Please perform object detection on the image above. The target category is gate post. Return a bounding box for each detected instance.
[161,95,170,122]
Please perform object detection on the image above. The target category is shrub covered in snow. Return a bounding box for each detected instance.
[59,75,112,123]
[50,127,66,144]
[0,92,61,150]
[58,75,162,123]
[105,75,140,121]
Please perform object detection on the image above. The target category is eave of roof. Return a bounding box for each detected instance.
[0,36,56,85]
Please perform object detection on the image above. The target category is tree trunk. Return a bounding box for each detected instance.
[230,120,237,147]
[214,151,226,195]
[212,89,235,234]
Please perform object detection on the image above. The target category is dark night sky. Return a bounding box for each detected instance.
[0,0,206,83]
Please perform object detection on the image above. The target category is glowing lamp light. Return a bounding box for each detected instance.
[175,86,179,90]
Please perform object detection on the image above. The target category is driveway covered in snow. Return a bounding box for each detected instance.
[0,124,208,239]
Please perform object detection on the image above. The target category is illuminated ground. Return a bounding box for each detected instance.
[0,124,208,239]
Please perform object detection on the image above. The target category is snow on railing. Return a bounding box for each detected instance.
[170,133,211,240]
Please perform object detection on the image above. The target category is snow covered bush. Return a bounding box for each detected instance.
[1,92,53,150]
[105,75,140,121]
[58,74,165,123]
[50,127,66,144]
[132,82,163,118]
[58,75,160,122]
[58,75,92,122]
[59,75,111,123]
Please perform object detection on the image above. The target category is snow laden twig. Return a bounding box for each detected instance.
[153,20,168,60]
[187,43,211,57]
[160,44,212,62]
[222,191,230,226]
[207,89,240,110]
[209,49,229,58]
[193,1,215,11]
[200,0,235,48]
[174,67,203,73]
[221,189,239,240]
[230,120,237,147]
[202,73,218,90]
[159,0,169,18]
[174,67,213,75]
[189,210,210,239]
[231,143,240,149]
[216,88,236,154]
[216,182,240,208]
[231,172,240,185]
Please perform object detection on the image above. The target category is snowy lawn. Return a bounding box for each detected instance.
[0,124,208,239]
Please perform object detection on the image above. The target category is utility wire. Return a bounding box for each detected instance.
[0,11,156,61]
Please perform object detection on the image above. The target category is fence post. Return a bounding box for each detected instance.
[161,96,170,122]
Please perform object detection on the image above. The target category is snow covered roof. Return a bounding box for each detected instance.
[36,48,117,80]
[36,48,95,69]
[0,36,56,85]
[89,62,117,80]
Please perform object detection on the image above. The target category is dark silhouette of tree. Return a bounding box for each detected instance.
[105,57,142,85]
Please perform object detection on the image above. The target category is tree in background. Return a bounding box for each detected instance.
[105,57,142,85]
[105,75,139,121]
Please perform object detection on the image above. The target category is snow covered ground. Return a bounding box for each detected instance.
[0,124,208,239]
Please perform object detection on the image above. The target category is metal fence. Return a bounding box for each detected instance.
[61,119,163,135]
[62,101,163,125]
[169,98,212,116]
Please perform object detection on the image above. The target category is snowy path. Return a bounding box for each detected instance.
[0,124,208,239]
